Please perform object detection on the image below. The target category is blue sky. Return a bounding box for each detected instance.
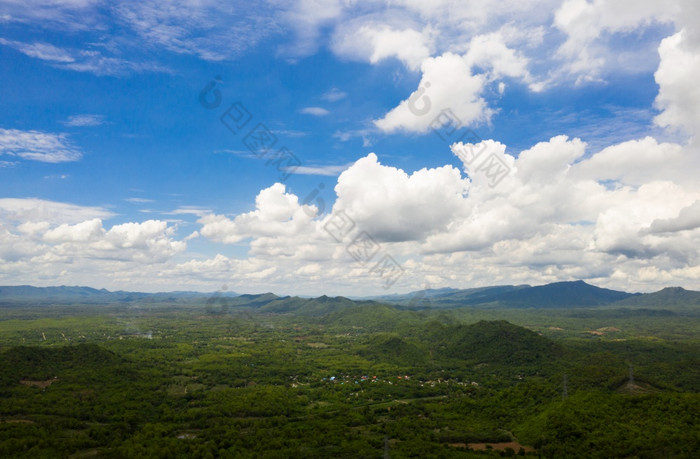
[1,1,699,295]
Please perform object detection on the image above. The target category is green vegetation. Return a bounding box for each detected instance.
[0,295,698,457]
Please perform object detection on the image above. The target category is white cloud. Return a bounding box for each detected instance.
[332,153,470,242]
[300,107,330,116]
[0,198,114,224]
[321,87,347,102]
[333,128,375,144]
[463,32,537,89]
[409,134,700,289]
[0,38,75,62]
[278,0,344,58]
[591,181,698,261]
[0,227,44,262]
[0,0,103,31]
[198,183,318,245]
[654,30,700,138]
[570,136,696,186]
[167,207,212,217]
[374,31,536,133]
[3,1,700,294]
[0,1,280,72]
[43,218,104,243]
[103,220,184,257]
[57,53,169,76]
[550,0,699,83]
[287,0,694,98]
[364,26,432,69]
[647,200,700,233]
[271,129,308,138]
[3,130,700,294]
[3,217,185,265]
[62,114,105,127]
[2,0,692,89]
[291,164,351,176]
[375,52,491,133]
[125,197,154,204]
[0,128,83,162]
[112,1,280,61]
[0,198,186,285]
[0,38,167,76]
[331,21,432,70]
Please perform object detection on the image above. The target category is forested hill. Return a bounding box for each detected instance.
[425,320,563,364]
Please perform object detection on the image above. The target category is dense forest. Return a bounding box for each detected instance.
[0,292,699,457]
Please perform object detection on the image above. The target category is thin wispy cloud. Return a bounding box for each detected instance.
[57,54,170,76]
[62,114,105,127]
[0,0,103,31]
[300,107,330,116]
[322,87,347,102]
[125,197,155,204]
[0,38,75,62]
[333,128,375,145]
[0,198,114,224]
[271,129,308,138]
[112,1,281,61]
[166,207,212,218]
[289,164,352,176]
[0,128,83,163]
[1,1,281,64]
[216,149,259,159]
[0,37,169,76]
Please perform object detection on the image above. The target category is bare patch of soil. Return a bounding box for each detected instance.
[20,377,58,389]
[617,380,660,395]
[597,326,621,332]
[466,441,535,452]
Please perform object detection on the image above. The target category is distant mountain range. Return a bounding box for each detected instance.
[0,285,237,305]
[375,280,639,309]
[1,281,699,311]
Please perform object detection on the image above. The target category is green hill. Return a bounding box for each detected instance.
[259,295,380,316]
[359,333,428,366]
[320,303,420,331]
[430,320,561,364]
[612,286,700,308]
